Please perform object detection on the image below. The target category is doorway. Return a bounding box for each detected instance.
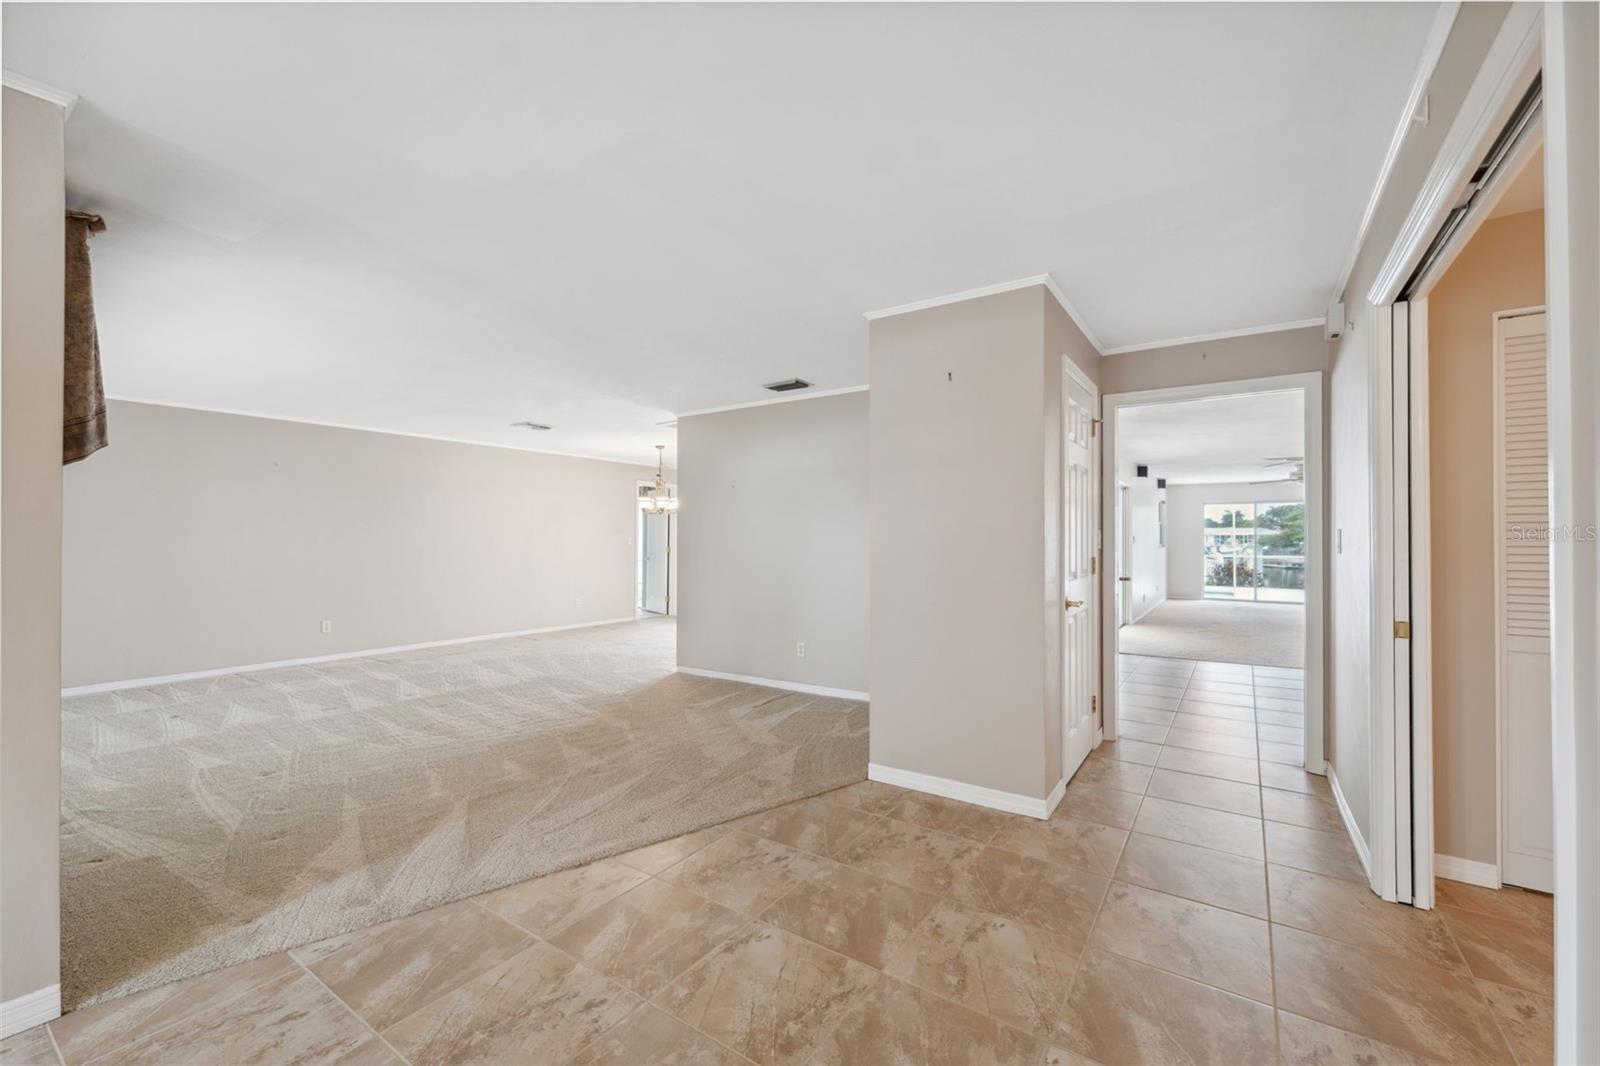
[1099,374,1326,774]
[635,481,677,617]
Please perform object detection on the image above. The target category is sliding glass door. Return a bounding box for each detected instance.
[1203,501,1305,603]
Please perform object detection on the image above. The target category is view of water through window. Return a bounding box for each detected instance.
[1202,501,1306,603]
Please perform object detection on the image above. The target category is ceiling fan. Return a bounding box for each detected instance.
[1251,456,1304,485]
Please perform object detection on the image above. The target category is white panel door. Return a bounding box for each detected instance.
[1497,310,1553,892]
[642,511,670,615]
[1064,374,1098,780]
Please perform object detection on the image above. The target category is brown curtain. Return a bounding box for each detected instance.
[64,211,108,464]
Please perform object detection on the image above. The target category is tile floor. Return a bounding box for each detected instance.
[1,654,1554,1065]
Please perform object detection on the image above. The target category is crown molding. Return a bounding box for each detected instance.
[105,396,662,469]
[1102,317,1325,356]
[2,70,78,116]
[862,273,1106,355]
[1329,1,1461,303]
[675,384,868,420]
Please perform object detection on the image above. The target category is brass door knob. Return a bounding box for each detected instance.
[1065,599,1084,609]
[1118,576,1132,582]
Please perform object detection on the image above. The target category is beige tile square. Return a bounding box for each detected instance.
[1275,1010,1431,1065]
[886,790,1017,843]
[810,974,1042,1066]
[1055,778,1144,830]
[1476,980,1554,1066]
[660,831,831,916]
[1144,768,1260,817]
[1257,722,1304,746]
[886,901,1079,1039]
[824,779,914,815]
[89,970,392,1066]
[655,923,879,1065]
[1177,688,1254,708]
[477,857,649,938]
[616,826,727,875]
[1099,738,1161,766]
[1054,949,1277,1065]
[48,953,298,1065]
[1113,832,1267,918]
[1264,821,1365,883]
[1259,761,1333,797]
[1087,882,1272,1002]
[1272,925,1513,1063]
[1259,740,1304,766]
[758,859,938,969]
[990,813,1127,876]
[1162,727,1258,759]
[734,795,881,859]
[567,1005,747,1066]
[1168,713,1257,738]
[1133,796,1263,860]
[383,940,639,1065]
[1115,720,1168,744]
[1261,787,1343,832]
[1119,704,1176,727]
[1439,903,1555,996]
[1155,746,1260,785]
[1257,708,1306,729]
[1177,699,1256,722]
[948,846,1109,943]
[1071,756,1153,794]
[829,814,985,894]
[295,900,532,1030]
[550,879,748,998]
[1267,864,1468,973]
[0,1026,59,1066]
[1433,881,1553,932]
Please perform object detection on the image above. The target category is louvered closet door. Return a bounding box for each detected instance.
[1497,310,1553,892]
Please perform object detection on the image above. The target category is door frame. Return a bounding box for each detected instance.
[1116,483,1132,626]
[1099,371,1325,768]
[1062,357,1102,777]
[1493,304,1551,891]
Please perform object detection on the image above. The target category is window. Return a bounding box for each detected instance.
[1203,501,1305,603]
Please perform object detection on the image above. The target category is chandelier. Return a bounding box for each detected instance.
[639,444,678,515]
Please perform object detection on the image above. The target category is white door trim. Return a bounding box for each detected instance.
[1099,372,1324,771]
[1366,3,1544,305]
[1409,297,1436,909]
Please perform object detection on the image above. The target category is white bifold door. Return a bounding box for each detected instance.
[1063,372,1098,780]
[1496,310,1553,892]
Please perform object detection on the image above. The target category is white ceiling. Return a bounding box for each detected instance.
[5,3,1436,463]
[1118,390,1304,485]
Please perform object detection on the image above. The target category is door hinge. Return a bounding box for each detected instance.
[1091,695,1098,714]
[1090,418,1102,437]
[1090,557,1097,575]
[1394,620,1412,639]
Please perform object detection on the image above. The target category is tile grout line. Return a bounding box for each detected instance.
[289,955,413,1066]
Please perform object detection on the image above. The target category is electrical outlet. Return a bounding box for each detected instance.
[796,642,806,658]
[321,620,332,634]
[574,597,583,608]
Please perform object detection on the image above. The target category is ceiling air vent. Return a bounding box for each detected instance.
[510,421,552,431]
[763,378,812,393]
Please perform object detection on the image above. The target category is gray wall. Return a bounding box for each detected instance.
[2,87,65,1007]
[870,284,1093,800]
[676,391,869,694]
[1100,326,1330,395]
[62,401,656,687]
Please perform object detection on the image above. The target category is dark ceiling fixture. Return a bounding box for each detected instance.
[763,378,812,393]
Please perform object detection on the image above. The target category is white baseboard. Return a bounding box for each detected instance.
[1434,853,1500,888]
[676,666,868,701]
[1326,764,1373,881]
[62,617,640,696]
[869,762,1051,820]
[1044,774,1068,818]
[0,984,59,1039]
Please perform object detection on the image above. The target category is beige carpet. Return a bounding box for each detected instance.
[60,618,867,1009]
[1118,600,1305,667]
